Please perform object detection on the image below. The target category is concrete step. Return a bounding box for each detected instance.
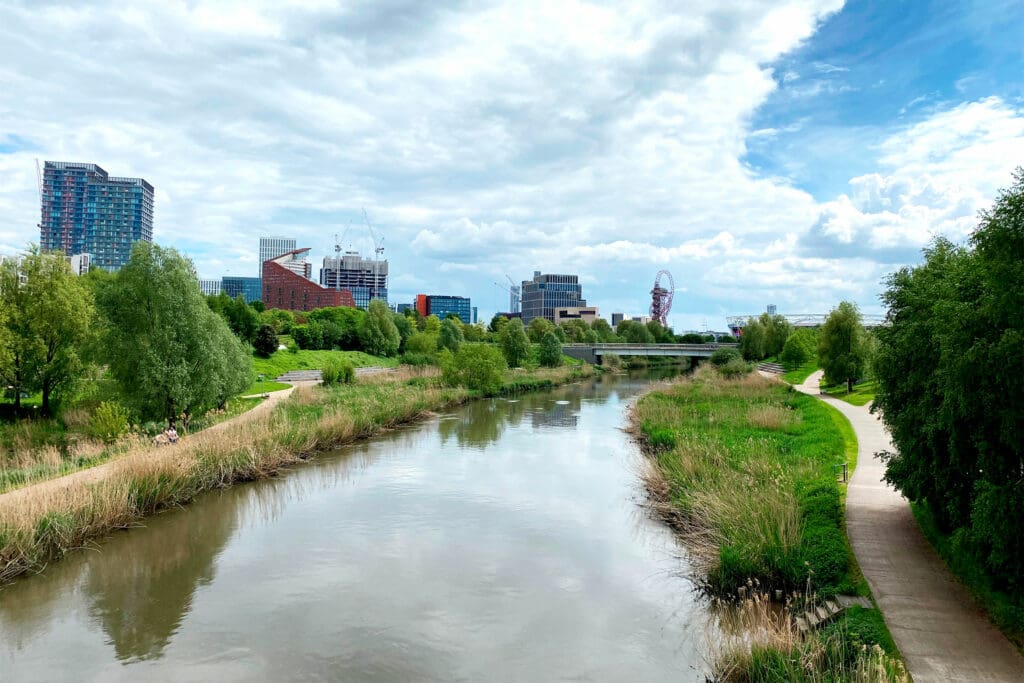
[758,362,785,374]
[276,370,322,381]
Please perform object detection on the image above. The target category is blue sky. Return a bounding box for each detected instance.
[1,0,1022,330]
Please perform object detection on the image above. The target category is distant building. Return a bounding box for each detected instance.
[631,315,652,326]
[320,251,388,309]
[472,306,478,325]
[263,250,354,312]
[259,237,297,271]
[222,276,262,304]
[198,278,221,296]
[394,303,412,314]
[415,294,471,322]
[555,306,600,325]
[767,304,778,315]
[69,253,90,276]
[611,312,625,328]
[521,271,586,325]
[39,161,154,271]
[267,246,312,280]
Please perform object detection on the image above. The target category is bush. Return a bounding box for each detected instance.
[253,324,279,358]
[405,332,439,354]
[718,357,752,378]
[399,352,436,367]
[287,341,299,354]
[321,359,355,385]
[710,346,742,367]
[440,344,507,394]
[498,319,530,368]
[88,401,130,443]
[438,318,464,353]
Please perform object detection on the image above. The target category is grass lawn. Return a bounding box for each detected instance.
[781,359,818,385]
[823,379,876,407]
[242,380,292,395]
[252,349,398,379]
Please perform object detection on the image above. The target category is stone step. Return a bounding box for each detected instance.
[758,362,785,374]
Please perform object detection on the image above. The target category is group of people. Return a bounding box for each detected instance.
[154,425,179,446]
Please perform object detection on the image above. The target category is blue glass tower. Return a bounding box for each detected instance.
[39,161,154,271]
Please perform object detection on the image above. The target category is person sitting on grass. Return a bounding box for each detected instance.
[167,426,178,444]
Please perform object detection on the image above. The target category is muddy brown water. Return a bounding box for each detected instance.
[0,372,711,681]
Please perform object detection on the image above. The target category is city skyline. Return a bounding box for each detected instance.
[1,1,1023,329]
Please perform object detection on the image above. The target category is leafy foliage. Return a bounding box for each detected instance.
[739,313,792,361]
[781,328,818,368]
[358,300,400,357]
[95,243,252,426]
[875,170,1024,604]
[440,344,507,394]
[438,318,464,352]
[498,318,530,367]
[538,330,563,367]
[253,324,279,358]
[818,302,868,392]
[88,400,130,443]
[710,346,743,367]
[320,358,355,385]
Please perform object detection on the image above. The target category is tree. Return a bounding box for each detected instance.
[678,333,705,344]
[488,313,509,334]
[359,299,400,357]
[538,330,563,367]
[617,319,654,344]
[21,250,95,414]
[392,313,414,352]
[260,308,295,335]
[208,293,260,343]
[498,318,530,367]
[527,316,555,343]
[440,344,507,394]
[780,328,818,367]
[462,323,487,342]
[438,317,464,352]
[291,321,324,350]
[739,316,766,360]
[254,324,279,357]
[0,249,94,415]
[818,301,868,393]
[591,318,615,342]
[423,314,441,334]
[405,331,438,354]
[96,243,252,427]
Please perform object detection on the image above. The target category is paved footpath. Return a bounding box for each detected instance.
[796,371,1024,682]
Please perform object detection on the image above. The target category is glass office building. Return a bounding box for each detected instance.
[222,276,262,304]
[521,271,586,325]
[40,161,154,271]
[422,295,471,322]
[259,237,297,268]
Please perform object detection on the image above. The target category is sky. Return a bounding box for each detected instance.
[0,0,1022,331]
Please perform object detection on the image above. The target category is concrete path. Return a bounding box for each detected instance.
[796,370,1024,682]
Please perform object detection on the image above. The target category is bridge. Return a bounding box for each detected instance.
[562,343,735,365]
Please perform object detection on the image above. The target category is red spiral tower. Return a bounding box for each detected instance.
[650,270,675,327]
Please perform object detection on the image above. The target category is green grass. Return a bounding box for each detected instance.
[252,349,398,379]
[824,379,876,407]
[781,359,818,385]
[242,380,292,395]
[911,501,1024,651]
[635,367,866,598]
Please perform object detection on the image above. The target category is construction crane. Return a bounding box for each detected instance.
[504,275,521,314]
[362,208,385,301]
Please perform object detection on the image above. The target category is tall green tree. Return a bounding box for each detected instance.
[96,243,252,427]
[0,256,35,411]
[438,317,464,353]
[488,313,509,334]
[538,330,563,367]
[527,316,554,343]
[21,250,95,414]
[392,313,414,352]
[359,299,400,357]
[498,318,530,367]
[818,301,868,392]
[591,318,615,342]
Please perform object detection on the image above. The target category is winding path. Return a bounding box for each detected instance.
[796,370,1024,682]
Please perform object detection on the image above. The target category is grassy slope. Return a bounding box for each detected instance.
[0,363,594,584]
[823,380,876,407]
[252,349,398,379]
[781,359,819,385]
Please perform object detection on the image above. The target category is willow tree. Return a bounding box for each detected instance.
[96,243,251,427]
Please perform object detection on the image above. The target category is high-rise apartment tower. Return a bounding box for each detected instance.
[320,251,388,309]
[39,161,154,271]
[520,271,586,325]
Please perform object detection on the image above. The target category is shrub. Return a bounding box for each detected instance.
[438,318,464,353]
[400,352,436,367]
[287,341,300,354]
[710,346,742,367]
[441,344,507,394]
[88,401,130,443]
[405,332,439,354]
[498,319,530,367]
[321,359,355,385]
[253,324,279,358]
[719,357,752,378]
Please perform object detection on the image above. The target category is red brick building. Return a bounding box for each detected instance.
[262,249,355,312]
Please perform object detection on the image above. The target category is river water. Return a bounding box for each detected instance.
[0,372,710,681]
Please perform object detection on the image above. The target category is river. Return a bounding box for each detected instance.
[0,372,710,681]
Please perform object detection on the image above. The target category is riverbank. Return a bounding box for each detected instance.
[632,366,905,681]
[0,363,595,585]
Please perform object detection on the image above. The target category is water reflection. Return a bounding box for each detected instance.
[0,369,704,681]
